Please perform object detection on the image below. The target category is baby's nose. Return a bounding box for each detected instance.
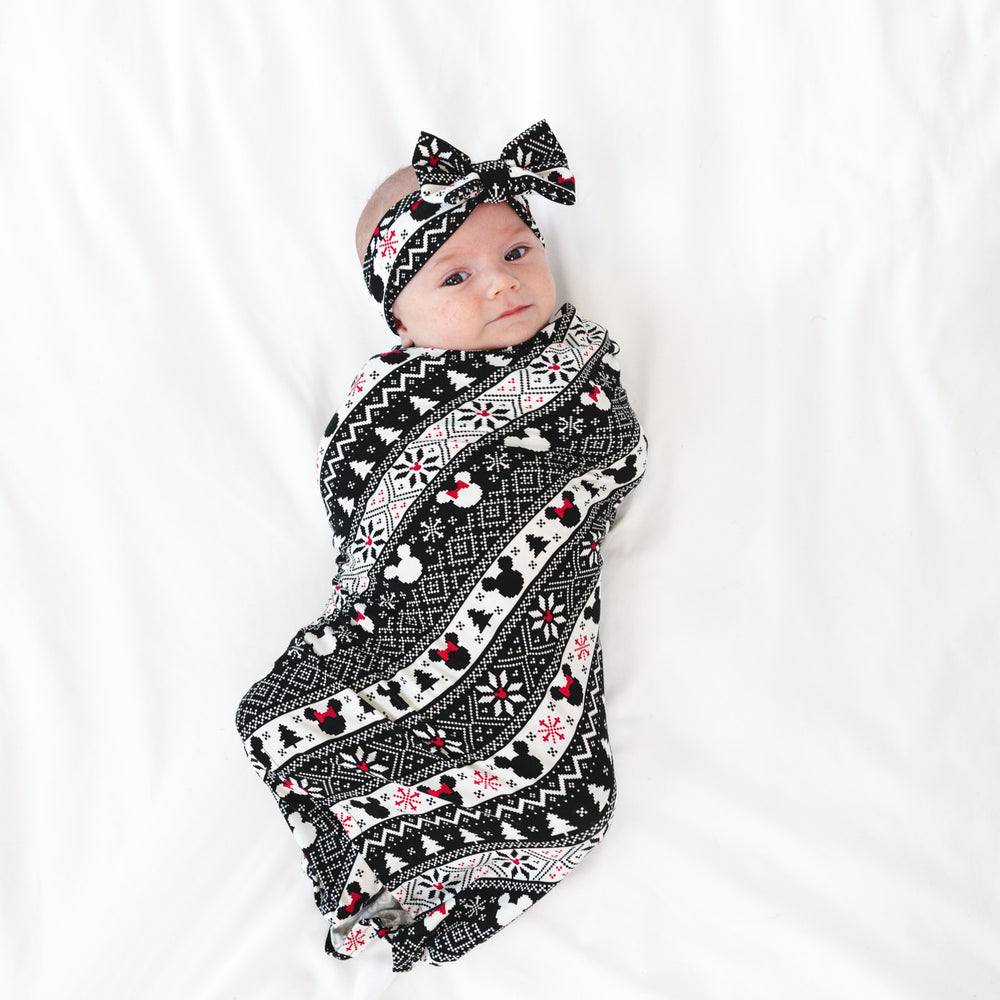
[487,264,519,296]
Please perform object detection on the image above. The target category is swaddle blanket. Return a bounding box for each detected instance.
[236,303,646,971]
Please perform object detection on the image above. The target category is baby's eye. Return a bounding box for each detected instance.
[442,270,470,286]
[505,246,528,261]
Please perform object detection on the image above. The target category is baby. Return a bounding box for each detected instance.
[236,121,647,972]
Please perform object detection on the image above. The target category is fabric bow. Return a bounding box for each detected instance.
[412,120,576,210]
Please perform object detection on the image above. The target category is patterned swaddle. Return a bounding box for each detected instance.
[236,302,646,971]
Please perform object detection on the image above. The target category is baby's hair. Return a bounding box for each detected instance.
[355,166,419,263]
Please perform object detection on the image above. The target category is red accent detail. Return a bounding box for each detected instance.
[365,535,373,546]
[373,225,379,236]
[548,364,561,370]
[356,762,369,772]
[538,716,567,741]
[410,197,423,211]
[559,175,575,186]
[437,639,459,661]
[445,479,470,499]
[354,610,366,623]
[495,688,507,699]
[557,672,573,697]
[424,781,450,798]
[434,882,444,890]
[553,498,574,518]
[543,611,553,622]
[431,901,447,915]
[379,229,399,257]
[588,385,601,401]
[410,462,422,471]
[431,737,444,747]
[344,891,364,914]
[479,410,490,416]
[394,787,419,810]
[315,706,338,723]
[429,154,439,166]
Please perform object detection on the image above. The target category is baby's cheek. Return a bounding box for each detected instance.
[438,301,466,326]
[536,264,557,313]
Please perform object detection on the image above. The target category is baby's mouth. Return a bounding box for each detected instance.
[495,305,530,321]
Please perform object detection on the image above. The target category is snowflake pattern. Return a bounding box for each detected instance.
[475,669,527,717]
[420,516,447,543]
[530,355,574,385]
[350,521,387,565]
[482,451,512,474]
[493,850,542,878]
[394,787,420,811]
[344,928,366,952]
[394,446,442,489]
[474,769,501,791]
[379,229,399,258]
[456,400,512,431]
[538,716,567,742]
[277,776,312,797]
[581,536,601,566]
[558,414,581,436]
[339,746,388,776]
[334,810,356,833]
[411,721,462,757]
[527,593,567,641]
[417,868,451,902]
[573,634,592,660]
[414,135,454,171]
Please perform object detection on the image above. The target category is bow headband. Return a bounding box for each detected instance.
[363,120,576,333]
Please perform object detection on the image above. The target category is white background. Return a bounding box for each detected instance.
[2,2,998,997]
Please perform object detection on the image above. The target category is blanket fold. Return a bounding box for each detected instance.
[236,303,646,970]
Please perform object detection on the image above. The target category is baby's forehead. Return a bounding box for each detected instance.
[428,203,534,258]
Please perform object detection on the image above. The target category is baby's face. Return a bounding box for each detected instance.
[392,203,556,351]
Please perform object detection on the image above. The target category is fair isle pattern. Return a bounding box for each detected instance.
[246,461,635,778]
[362,120,576,332]
[236,304,646,972]
[335,320,602,597]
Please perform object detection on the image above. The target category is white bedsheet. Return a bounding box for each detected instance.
[3,2,999,997]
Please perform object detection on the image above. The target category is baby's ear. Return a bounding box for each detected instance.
[393,312,414,348]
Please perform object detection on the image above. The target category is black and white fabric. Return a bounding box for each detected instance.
[362,120,576,332]
[235,303,646,971]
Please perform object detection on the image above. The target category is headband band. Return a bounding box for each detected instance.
[362,120,576,333]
